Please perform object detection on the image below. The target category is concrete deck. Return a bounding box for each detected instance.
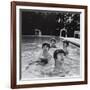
[61,37,80,47]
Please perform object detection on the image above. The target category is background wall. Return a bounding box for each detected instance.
[0,0,89,90]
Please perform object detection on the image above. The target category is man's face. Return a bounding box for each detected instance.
[42,45,49,52]
[57,53,64,61]
[51,41,56,45]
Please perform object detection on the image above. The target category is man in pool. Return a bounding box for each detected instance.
[48,49,66,77]
[50,38,57,48]
[25,43,54,75]
[37,42,52,65]
[25,43,52,69]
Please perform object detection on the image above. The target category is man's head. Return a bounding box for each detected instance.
[50,38,56,45]
[63,40,69,47]
[53,49,66,60]
[42,43,50,51]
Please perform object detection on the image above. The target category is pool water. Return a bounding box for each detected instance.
[21,36,80,80]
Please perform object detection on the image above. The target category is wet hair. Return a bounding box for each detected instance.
[53,49,66,59]
[63,40,69,47]
[50,38,56,43]
[42,43,50,49]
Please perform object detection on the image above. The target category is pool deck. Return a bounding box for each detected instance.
[60,37,80,47]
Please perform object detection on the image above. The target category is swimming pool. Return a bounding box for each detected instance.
[21,35,80,80]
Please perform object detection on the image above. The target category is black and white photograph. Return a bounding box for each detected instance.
[20,9,81,80]
[11,1,87,88]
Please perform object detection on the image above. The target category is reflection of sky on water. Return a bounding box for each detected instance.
[21,36,80,80]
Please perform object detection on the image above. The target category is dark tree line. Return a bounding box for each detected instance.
[22,10,80,37]
[56,13,80,37]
